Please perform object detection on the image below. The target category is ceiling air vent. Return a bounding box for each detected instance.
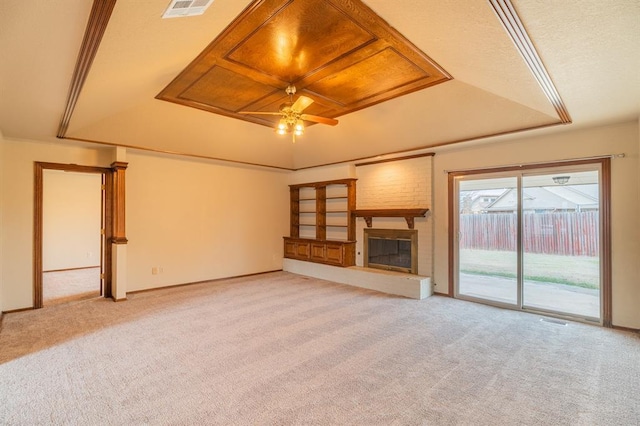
[162,0,214,19]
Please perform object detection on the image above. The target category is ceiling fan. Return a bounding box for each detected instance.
[239,85,338,142]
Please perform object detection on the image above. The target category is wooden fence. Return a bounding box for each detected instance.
[459,212,599,256]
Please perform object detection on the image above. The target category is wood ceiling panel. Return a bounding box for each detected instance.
[226,0,376,82]
[180,66,277,111]
[306,48,428,106]
[157,0,452,128]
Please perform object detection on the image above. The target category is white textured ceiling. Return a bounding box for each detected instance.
[0,0,638,169]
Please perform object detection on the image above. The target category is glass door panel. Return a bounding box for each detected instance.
[521,171,601,319]
[457,177,519,305]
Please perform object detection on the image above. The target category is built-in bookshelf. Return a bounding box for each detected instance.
[285,178,356,267]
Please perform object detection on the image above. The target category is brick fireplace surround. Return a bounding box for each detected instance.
[284,154,433,299]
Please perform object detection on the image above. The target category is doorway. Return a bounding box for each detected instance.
[34,162,114,309]
[450,159,611,324]
[42,170,103,305]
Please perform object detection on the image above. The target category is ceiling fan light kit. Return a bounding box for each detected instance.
[275,118,304,136]
[241,84,337,143]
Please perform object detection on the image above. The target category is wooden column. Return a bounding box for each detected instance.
[111,161,128,244]
[33,163,44,308]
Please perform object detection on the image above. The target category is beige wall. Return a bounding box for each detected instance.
[0,138,289,311]
[0,130,4,312]
[432,120,640,328]
[125,151,289,292]
[43,170,102,271]
[2,121,638,328]
[0,138,113,311]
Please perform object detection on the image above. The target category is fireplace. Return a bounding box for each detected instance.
[364,229,418,274]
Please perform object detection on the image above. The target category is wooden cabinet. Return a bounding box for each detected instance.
[284,238,356,266]
[285,178,356,267]
[284,239,311,259]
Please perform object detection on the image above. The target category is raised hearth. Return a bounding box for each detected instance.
[283,258,432,300]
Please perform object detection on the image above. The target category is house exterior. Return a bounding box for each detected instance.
[483,185,599,213]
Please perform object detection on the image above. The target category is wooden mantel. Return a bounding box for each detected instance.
[353,208,429,229]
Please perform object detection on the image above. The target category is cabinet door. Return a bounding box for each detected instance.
[325,243,344,264]
[296,242,310,259]
[284,240,297,258]
[311,243,326,261]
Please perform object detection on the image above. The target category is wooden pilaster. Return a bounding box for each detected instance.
[111,161,128,244]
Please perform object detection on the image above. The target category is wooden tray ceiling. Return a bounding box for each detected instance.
[156,0,452,128]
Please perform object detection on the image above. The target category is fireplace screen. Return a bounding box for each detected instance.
[364,229,417,274]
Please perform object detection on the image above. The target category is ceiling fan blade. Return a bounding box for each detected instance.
[292,95,314,112]
[238,111,282,116]
[300,114,339,126]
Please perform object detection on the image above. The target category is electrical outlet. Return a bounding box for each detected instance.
[152,267,159,275]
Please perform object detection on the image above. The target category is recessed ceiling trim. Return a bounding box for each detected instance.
[489,0,571,124]
[354,152,435,168]
[293,121,566,170]
[63,136,295,171]
[65,119,565,172]
[57,0,117,138]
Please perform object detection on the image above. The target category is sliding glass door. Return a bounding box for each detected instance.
[458,176,519,306]
[454,164,603,323]
[521,171,600,318]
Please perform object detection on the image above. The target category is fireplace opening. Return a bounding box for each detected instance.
[364,229,417,274]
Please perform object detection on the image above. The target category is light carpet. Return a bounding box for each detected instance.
[43,267,101,306]
[1,271,638,425]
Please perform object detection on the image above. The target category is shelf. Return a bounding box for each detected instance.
[353,208,429,229]
[288,178,356,266]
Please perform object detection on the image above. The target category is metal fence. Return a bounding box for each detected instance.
[459,212,599,256]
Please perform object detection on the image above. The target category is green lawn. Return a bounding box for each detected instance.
[459,249,600,289]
